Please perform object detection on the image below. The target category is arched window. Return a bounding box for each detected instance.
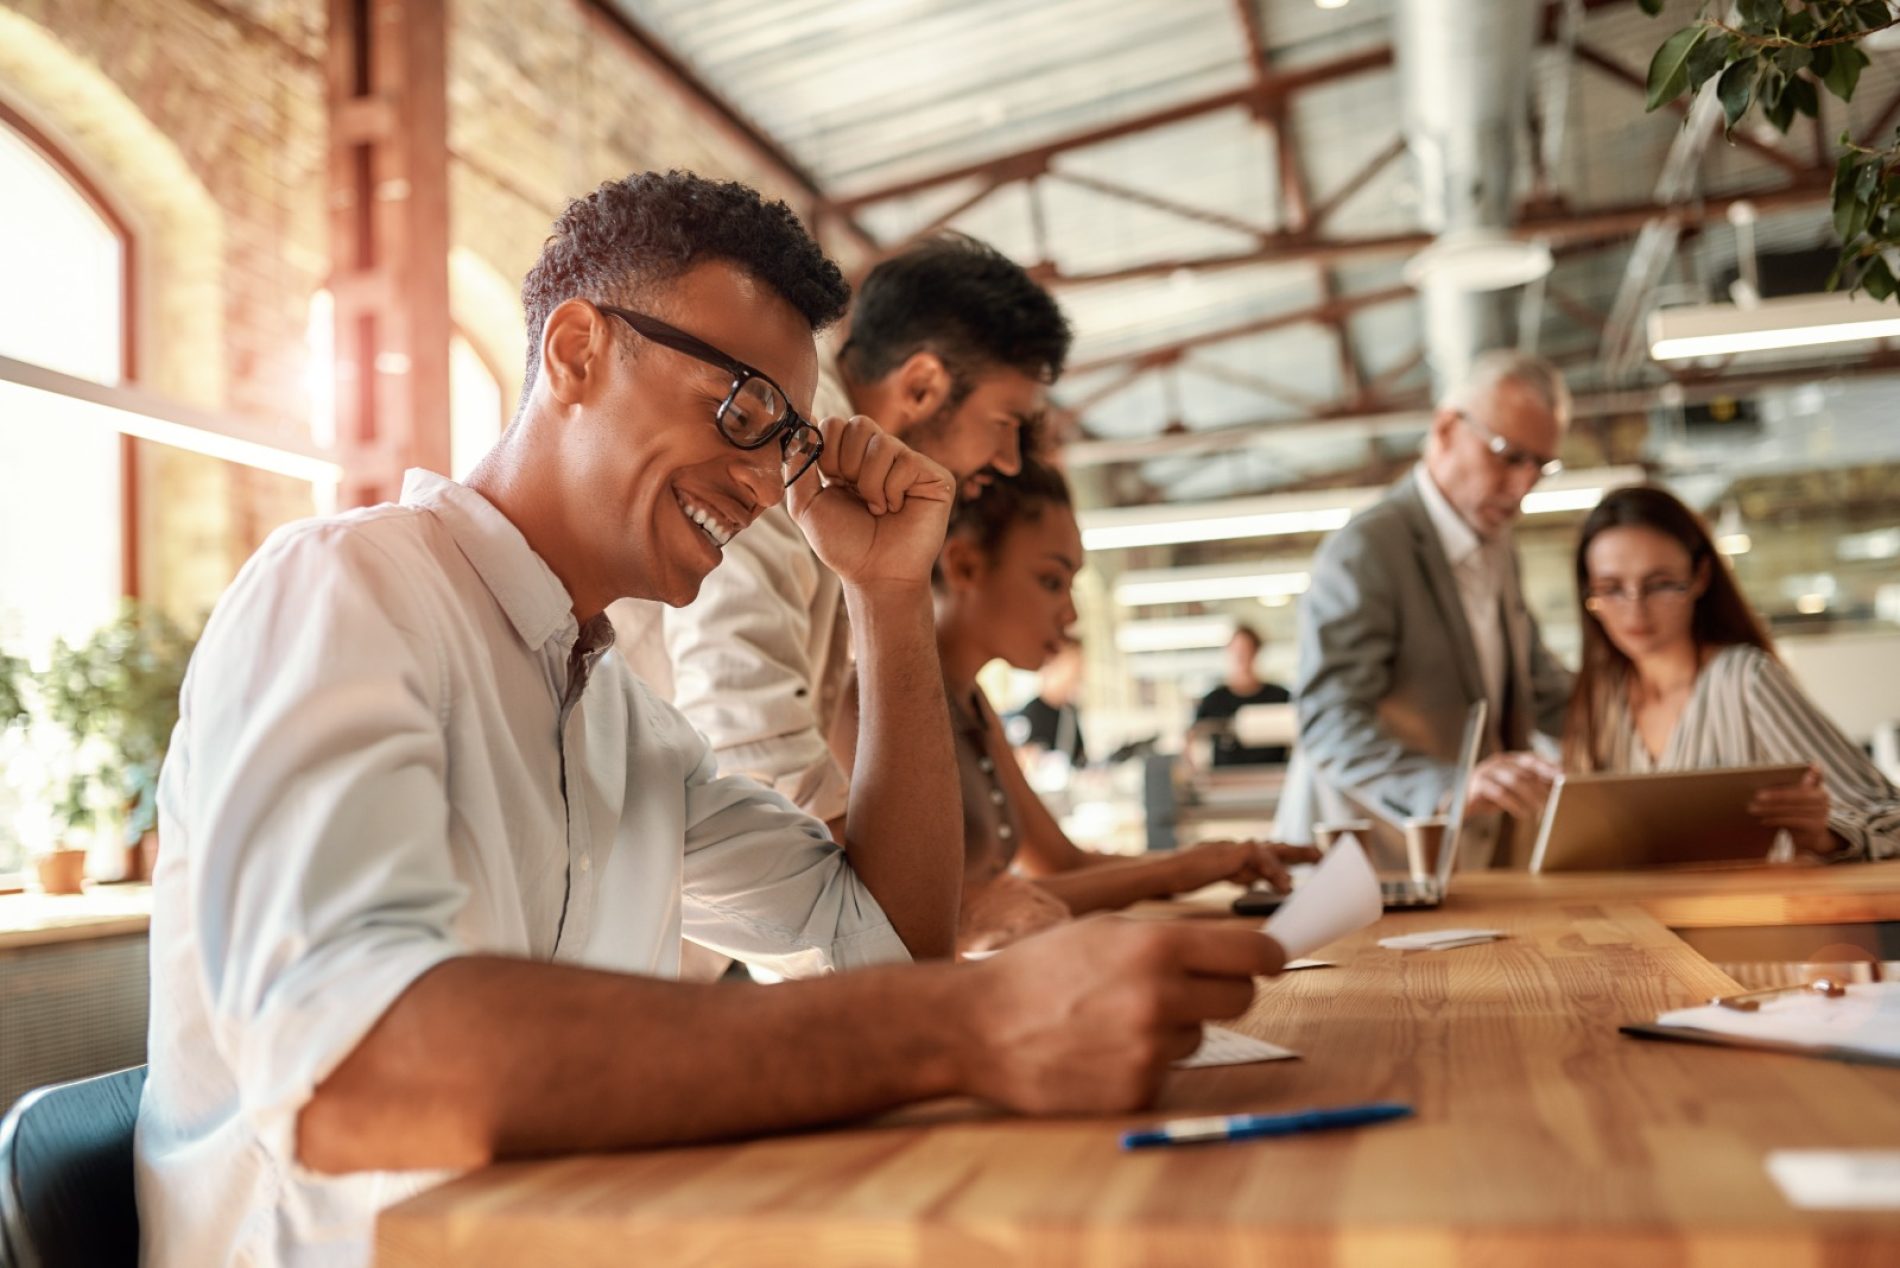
[450,331,505,482]
[0,109,133,880]
[0,109,129,660]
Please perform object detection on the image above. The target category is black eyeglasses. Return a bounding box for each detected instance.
[1455,410,1563,478]
[597,304,822,486]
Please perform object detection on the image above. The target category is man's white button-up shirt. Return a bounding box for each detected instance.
[135,470,907,1268]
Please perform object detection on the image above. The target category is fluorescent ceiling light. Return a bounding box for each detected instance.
[1648,292,1900,361]
[0,356,340,484]
[1115,565,1310,607]
[1519,487,1606,514]
[1115,617,1234,653]
[1084,507,1352,552]
[1080,467,1641,552]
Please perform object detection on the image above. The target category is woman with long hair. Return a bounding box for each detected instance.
[1564,485,1899,860]
[934,457,1317,951]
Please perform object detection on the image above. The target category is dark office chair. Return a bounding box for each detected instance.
[0,1065,147,1268]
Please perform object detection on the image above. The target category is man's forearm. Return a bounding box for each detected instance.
[297,954,968,1173]
[1032,855,1190,914]
[838,581,962,958]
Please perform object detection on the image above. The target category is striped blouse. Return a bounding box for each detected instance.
[1582,644,1900,861]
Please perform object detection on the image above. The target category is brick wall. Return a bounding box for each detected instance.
[2,0,851,624]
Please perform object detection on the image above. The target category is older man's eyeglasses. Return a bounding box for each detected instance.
[1583,578,1695,613]
[1456,410,1563,478]
[597,305,822,486]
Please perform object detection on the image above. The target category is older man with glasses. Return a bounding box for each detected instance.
[1295,349,1576,869]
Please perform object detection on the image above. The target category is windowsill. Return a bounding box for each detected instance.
[0,883,152,950]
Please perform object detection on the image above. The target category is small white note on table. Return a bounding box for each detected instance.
[1176,1025,1298,1069]
[1283,958,1334,971]
[1767,1150,1900,1210]
[1260,834,1381,960]
[1378,929,1506,952]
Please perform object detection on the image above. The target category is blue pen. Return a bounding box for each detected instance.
[1120,1102,1412,1150]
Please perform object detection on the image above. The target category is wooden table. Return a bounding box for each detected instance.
[1454,861,1900,929]
[379,870,1900,1266]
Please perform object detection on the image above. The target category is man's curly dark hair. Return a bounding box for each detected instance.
[516,170,850,406]
[839,233,1071,407]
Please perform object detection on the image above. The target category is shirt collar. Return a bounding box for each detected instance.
[1413,462,1486,569]
[400,469,580,651]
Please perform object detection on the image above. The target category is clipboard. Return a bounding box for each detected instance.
[1619,1022,1900,1069]
[1621,979,1900,1068]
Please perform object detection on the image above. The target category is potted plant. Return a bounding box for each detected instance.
[2,646,93,893]
[38,603,197,884]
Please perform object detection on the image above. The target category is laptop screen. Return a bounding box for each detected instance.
[1435,700,1489,889]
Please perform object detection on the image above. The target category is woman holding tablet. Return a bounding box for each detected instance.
[933,458,1317,951]
[1564,485,1900,861]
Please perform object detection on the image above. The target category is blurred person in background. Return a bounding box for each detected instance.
[1192,624,1291,766]
[1564,485,1900,861]
[1296,350,1575,867]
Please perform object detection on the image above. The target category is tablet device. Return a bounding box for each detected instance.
[1528,763,1810,873]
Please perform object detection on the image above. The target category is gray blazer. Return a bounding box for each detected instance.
[1295,470,1573,828]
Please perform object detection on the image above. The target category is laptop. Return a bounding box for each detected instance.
[1233,700,1486,915]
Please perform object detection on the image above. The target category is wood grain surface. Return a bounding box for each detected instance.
[379,881,1900,1266]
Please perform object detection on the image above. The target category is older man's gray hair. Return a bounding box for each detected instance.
[1438,350,1573,423]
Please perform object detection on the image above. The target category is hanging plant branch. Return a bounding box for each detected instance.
[1640,0,1900,300]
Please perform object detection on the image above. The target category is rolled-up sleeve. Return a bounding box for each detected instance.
[671,711,907,976]
[662,516,851,823]
[1742,651,1900,861]
[169,523,467,1167]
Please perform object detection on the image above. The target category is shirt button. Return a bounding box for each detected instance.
[579,856,592,872]
[977,758,994,773]
[989,789,1006,804]
[998,824,1013,839]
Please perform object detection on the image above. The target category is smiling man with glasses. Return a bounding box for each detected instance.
[134,171,1279,1268]
[1296,350,1577,872]
[614,232,1073,875]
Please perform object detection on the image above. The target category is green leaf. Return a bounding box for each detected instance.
[1718,59,1758,133]
[1834,164,1871,242]
[1764,71,1798,131]
[1789,76,1819,120]
[1773,45,1812,77]
[1646,26,1707,112]
[1685,34,1732,94]
[1637,0,1664,14]
[1822,46,1868,103]
[1739,0,1784,30]
[1860,256,1896,302]
[1854,1,1891,31]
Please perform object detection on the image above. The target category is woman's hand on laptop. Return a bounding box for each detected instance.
[1171,840,1321,894]
[1749,765,1842,858]
[1466,751,1560,821]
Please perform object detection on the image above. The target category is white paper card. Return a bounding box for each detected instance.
[1283,958,1334,971]
[1767,1150,1900,1210]
[1260,834,1382,959]
[1378,929,1506,951]
[1176,1025,1298,1069]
